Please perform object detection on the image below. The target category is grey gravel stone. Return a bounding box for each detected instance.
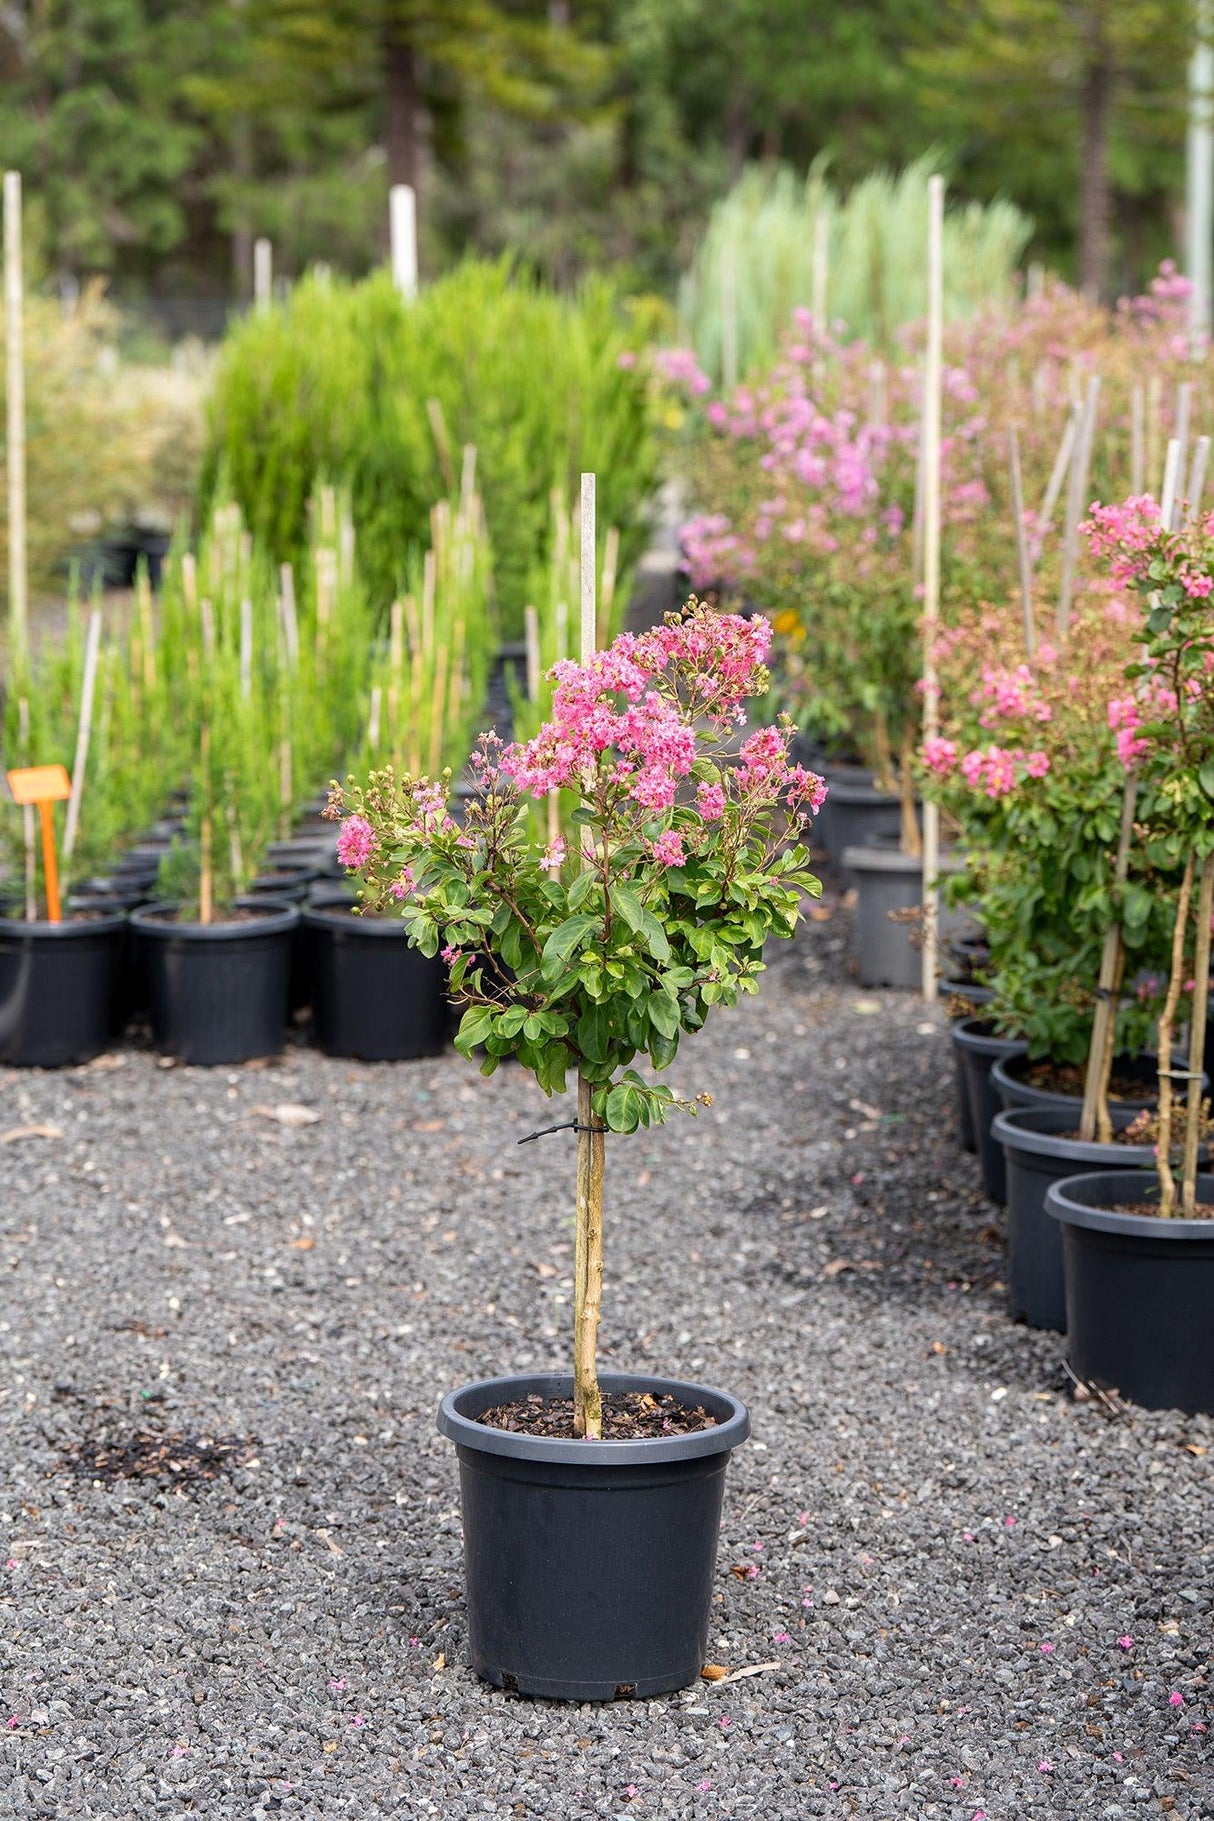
[0,900,1211,1818]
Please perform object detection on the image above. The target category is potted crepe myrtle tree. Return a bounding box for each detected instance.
[332,602,824,1700]
[1045,498,1214,1413]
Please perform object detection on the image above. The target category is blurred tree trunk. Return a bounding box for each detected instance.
[1078,6,1112,300]
[384,15,420,192]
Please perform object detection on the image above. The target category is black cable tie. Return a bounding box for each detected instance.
[1091,986,1120,1002]
[517,1121,605,1145]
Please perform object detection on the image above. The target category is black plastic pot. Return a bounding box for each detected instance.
[247,867,322,904]
[1046,1171,1214,1413]
[436,1371,750,1701]
[951,1018,1028,1202]
[991,1051,1200,1117]
[820,776,905,871]
[131,898,299,1066]
[302,902,448,1061]
[841,844,967,990]
[991,1106,1201,1333]
[0,909,127,1066]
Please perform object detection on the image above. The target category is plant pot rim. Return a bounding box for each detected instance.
[131,899,300,939]
[824,778,901,806]
[0,908,128,938]
[991,1104,1183,1166]
[841,843,963,876]
[952,1016,1027,1054]
[991,1052,1204,1104]
[302,902,407,935]
[437,1371,750,1467]
[1045,1170,1214,1239]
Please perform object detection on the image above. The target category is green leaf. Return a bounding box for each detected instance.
[639,910,672,961]
[576,1003,611,1064]
[1200,759,1214,801]
[455,1007,495,1052]
[540,912,600,978]
[611,885,644,933]
[647,993,679,1039]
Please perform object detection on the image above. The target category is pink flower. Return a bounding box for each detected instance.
[695,1779,712,1792]
[4,1559,16,1570]
[5,1717,18,1731]
[1169,1691,1185,1707]
[440,945,457,964]
[1116,1635,1134,1650]
[1003,1515,1016,1528]
[540,836,567,872]
[772,1631,790,1644]
[717,1716,732,1730]
[616,350,638,370]
[1025,750,1050,779]
[349,1714,366,1728]
[171,1745,188,1758]
[649,829,685,867]
[388,866,415,901]
[336,815,376,869]
[922,735,958,775]
[949,1776,965,1789]
[1039,1641,1055,1654]
[696,781,726,821]
[328,1677,347,1692]
[1038,1758,1053,1773]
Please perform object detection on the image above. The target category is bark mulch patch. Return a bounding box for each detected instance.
[49,1389,256,1490]
[476,1390,717,1440]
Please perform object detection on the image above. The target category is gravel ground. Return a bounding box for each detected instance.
[0,895,1211,1820]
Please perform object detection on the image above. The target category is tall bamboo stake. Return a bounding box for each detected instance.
[573,471,603,1441]
[253,237,272,313]
[1131,383,1146,495]
[1008,424,1034,658]
[1079,780,1138,1143]
[390,183,418,301]
[1186,434,1211,524]
[523,604,541,702]
[1055,376,1100,640]
[239,597,253,700]
[199,722,213,927]
[1157,856,1196,1216]
[720,239,739,392]
[811,210,829,392]
[17,694,33,918]
[920,175,944,1004]
[5,171,27,672]
[1181,853,1214,1212]
[1030,409,1077,567]
[62,607,103,860]
[1161,437,1183,530]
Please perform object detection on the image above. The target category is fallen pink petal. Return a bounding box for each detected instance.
[1116,1636,1134,1650]
[1039,1641,1055,1654]
[1038,1759,1053,1773]
[1170,1691,1185,1707]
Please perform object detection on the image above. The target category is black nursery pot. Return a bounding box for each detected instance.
[841,843,968,991]
[820,776,904,872]
[0,909,127,1066]
[302,902,448,1061]
[990,1106,1200,1333]
[950,1018,1028,1203]
[1046,1172,1214,1414]
[131,899,299,1066]
[437,1372,750,1702]
[990,1050,1179,1117]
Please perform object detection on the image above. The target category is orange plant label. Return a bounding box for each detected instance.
[6,764,71,805]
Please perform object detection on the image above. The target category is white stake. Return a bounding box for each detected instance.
[721,239,739,392]
[1008,425,1034,659]
[4,171,27,671]
[239,596,253,699]
[253,237,272,313]
[1161,436,1183,530]
[63,608,103,860]
[524,604,541,702]
[1187,0,1213,355]
[920,175,944,1005]
[1130,383,1145,495]
[1186,433,1211,523]
[390,184,418,301]
[811,209,829,391]
[279,562,299,668]
[1031,409,1077,568]
[1055,376,1100,639]
[579,472,596,661]
[368,684,382,752]
[18,694,33,918]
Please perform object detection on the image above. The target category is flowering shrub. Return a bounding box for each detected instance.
[331,603,823,1435]
[920,595,1175,1062]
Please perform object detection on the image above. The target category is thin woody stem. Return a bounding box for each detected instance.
[1156,854,1195,1219]
[1181,853,1214,1216]
[572,1069,604,1440]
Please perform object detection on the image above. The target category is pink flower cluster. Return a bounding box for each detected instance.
[501,615,772,810]
[336,814,376,869]
[1107,696,1149,769]
[656,347,712,397]
[977,664,1052,727]
[932,741,1051,798]
[1082,497,1164,586]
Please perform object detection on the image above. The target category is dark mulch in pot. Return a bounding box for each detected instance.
[1017,1059,1156,1099]
[477,1390,717,1440]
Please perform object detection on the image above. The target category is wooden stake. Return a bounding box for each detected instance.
[1182,852,1214,1215]
[199,723,213,927]
[5,171,27,671]
[572,471,603,1440]
[1131,383,1146,495]
[601,526,620,634]
[1031,409,1077,568]
[253,237,272,313]
[17,695,33,917]
[721,239,739,392]
[181,552,197,616]
[390,183,418,301]
[920,175,944,1003]
[368,684,382,752]
[239,597,253,700]
[1008,424,1034,658]
[279,563,299,668]
[523,604,541,701]
[1146,373,1163,496]
[1079,780,1138,1143]
[1186,434,1211,524]
[1161,437,1183,531]
[1157,855,1196,1217]
[1055,376,1100,640]
[63,607,103,860]
[1174,379,1193,485]
[426,398,455,493]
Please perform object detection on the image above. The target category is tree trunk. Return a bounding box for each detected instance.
[384,16,421,193]
[573,1070,604,1439]
[1078,9,1113,301]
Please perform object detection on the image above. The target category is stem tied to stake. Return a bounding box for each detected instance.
[573,1070,605,1440]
